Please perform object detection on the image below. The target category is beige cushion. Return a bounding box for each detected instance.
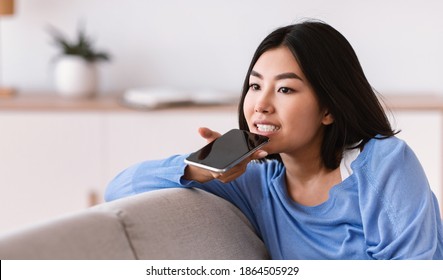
[98,188,269,259]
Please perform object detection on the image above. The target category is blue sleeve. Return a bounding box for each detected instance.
[104,154,193,201]
[104,153,273,233]
[104,153,267,207]
[359,138,443,259]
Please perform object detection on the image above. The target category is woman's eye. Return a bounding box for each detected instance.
[278,87,293,94]
[249,84,260,91]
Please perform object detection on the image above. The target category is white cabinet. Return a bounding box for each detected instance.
[0,112,104,232]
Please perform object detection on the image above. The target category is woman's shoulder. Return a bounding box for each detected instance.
[356,135,411,166]
[352,135,427,188]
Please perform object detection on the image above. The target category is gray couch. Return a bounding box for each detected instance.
[0,188,269,259]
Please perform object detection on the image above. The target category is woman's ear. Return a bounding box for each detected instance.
[322,110,334,125]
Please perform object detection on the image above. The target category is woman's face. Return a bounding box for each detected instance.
[243,46,333,158]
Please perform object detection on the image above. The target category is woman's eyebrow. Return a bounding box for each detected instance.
[250,70,263,79]
[275,72,303,81]
[250,70,303,81]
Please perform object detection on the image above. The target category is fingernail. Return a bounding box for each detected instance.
[257,151,268,158]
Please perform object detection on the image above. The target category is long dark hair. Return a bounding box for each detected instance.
[238,20,397,169]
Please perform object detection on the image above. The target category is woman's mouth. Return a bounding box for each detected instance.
[256,124,280,132]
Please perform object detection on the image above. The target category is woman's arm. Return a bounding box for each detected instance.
[104,154,192,201]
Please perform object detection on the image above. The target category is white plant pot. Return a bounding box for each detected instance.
[54,55,98,98]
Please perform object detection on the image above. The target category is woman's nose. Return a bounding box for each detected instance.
[254,92,274,114]
[255,105,269,113]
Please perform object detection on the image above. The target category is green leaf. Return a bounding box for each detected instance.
[47,23,111,62]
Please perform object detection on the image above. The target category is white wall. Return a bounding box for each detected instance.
[1,0,442,95]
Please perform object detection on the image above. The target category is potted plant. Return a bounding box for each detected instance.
[48,23,111,98]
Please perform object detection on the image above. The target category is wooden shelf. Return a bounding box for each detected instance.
[381,94,443,111]
[0,94,123,111]
[0,93,237,113]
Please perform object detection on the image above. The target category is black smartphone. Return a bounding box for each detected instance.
[184,129,269,173]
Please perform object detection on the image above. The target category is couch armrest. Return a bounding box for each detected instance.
[0,188,269,260]
[96,188,269,259]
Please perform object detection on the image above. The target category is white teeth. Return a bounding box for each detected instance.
[256,124,279,132]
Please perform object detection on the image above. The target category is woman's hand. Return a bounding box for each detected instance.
[184,127,268,183]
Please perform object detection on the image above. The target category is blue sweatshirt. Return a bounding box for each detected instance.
[105,136,443,259]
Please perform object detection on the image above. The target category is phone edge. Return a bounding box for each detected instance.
[183,138,269,173]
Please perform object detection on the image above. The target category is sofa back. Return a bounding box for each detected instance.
[0,188,269,259]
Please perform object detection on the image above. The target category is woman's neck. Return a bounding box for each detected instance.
[281,153,341,206]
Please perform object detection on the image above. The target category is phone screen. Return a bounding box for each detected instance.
[185,129,269,173]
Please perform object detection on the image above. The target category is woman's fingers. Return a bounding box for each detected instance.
[251,150,268,160]
[198,127,222,143]
[214,150,268,183]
